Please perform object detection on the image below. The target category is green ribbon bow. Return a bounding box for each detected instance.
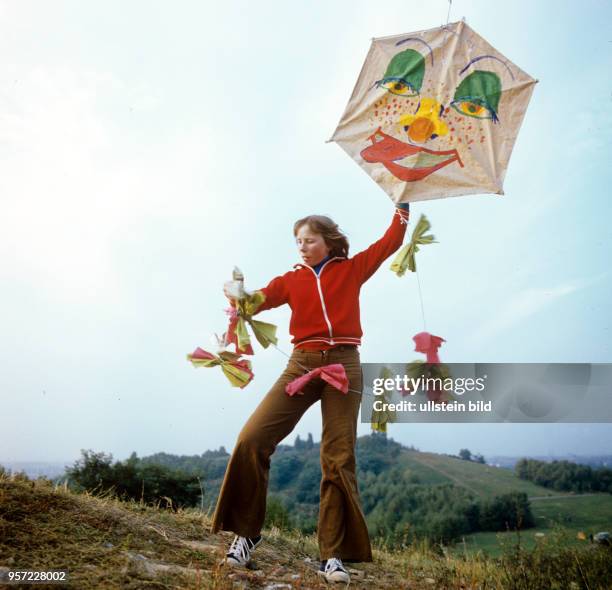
[232,291,278,352]
[390,214,436,277]
[370,367,397,433]
[405,360,451,382]
[187,348,254,389]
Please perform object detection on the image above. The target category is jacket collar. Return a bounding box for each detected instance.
[293,256,345,270]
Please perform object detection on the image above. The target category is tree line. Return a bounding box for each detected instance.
[515,458,612,493]
[63,434,535,546]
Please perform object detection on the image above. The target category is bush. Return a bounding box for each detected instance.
[479,492,535,531]
[265,495,292,529]
[66,450,202,509]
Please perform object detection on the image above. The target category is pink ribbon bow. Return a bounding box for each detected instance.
[413,331,446,364]
[412,331,447,402]
[285,364,349,396]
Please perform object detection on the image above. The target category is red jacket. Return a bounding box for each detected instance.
[256,208,409,350]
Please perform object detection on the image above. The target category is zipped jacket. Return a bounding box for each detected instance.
[255,208,409,349]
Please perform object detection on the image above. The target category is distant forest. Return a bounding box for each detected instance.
[515,458,612,493]
[62,433,541,546]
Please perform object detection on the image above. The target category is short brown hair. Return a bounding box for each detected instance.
[293,215,349,258]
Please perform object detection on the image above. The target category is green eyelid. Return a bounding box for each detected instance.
[453,70,502,121]
[381,49,425,95]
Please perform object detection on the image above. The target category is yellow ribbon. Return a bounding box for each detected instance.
[187,349,254,388]
[233,291,278,351]
[390,214,436,277]
[370,367,397,433]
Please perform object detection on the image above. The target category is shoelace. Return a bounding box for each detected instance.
[227,536,250,561]
[325,557,346,573]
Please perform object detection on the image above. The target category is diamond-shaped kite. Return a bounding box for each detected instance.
[330,20,537,203]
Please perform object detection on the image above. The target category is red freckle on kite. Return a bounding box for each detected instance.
[450,127,455,132]
[468,139,474,145]
[458,138,462,143]
[445,107,450,113]
[387,105,391,109]
[375,111,378,116]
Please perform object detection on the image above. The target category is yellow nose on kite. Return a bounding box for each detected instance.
[399,97,449,143]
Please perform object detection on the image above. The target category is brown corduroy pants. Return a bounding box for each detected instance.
[211,345,372,562]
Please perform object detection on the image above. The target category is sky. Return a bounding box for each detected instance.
[1,0,611,465]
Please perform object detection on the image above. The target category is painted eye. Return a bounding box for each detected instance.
[451,100,494,120]
[379,79,419,97]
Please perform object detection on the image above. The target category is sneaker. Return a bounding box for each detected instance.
[318,557,350,583]
[224,534,262,567]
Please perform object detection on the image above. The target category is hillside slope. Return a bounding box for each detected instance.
[2,474,611,589]
[398,450,565,498]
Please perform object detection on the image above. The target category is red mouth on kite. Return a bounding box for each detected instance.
[360,128,464,182]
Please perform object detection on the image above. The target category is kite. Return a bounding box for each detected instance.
[330,20,537,204]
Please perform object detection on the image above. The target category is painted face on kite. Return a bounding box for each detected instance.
[361,41,506,181]
[331,21,536,203]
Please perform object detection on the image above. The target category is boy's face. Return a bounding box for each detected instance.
[295,224,331,267]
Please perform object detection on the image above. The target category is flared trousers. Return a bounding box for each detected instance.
[211,345,372,562]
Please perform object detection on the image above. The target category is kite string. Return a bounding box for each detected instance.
[415,266,428,332]
[446,0,452,24]
[405,212,428,331]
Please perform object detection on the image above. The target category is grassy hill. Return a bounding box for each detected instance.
[399,450,563,498]
[110,435,612,557]
[2,472,611,589]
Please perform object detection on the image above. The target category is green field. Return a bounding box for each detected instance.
[392,449,612,556]
[401,450,565,498]
[453,489,612,556]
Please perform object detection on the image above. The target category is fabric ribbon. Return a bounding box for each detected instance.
[406,331,450,403]
[370,366,396,433]
[390,213,436,277]
[225,290,278,355]
[413,331,445,364]
[187,347,254,389]
[285,363,348,397]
